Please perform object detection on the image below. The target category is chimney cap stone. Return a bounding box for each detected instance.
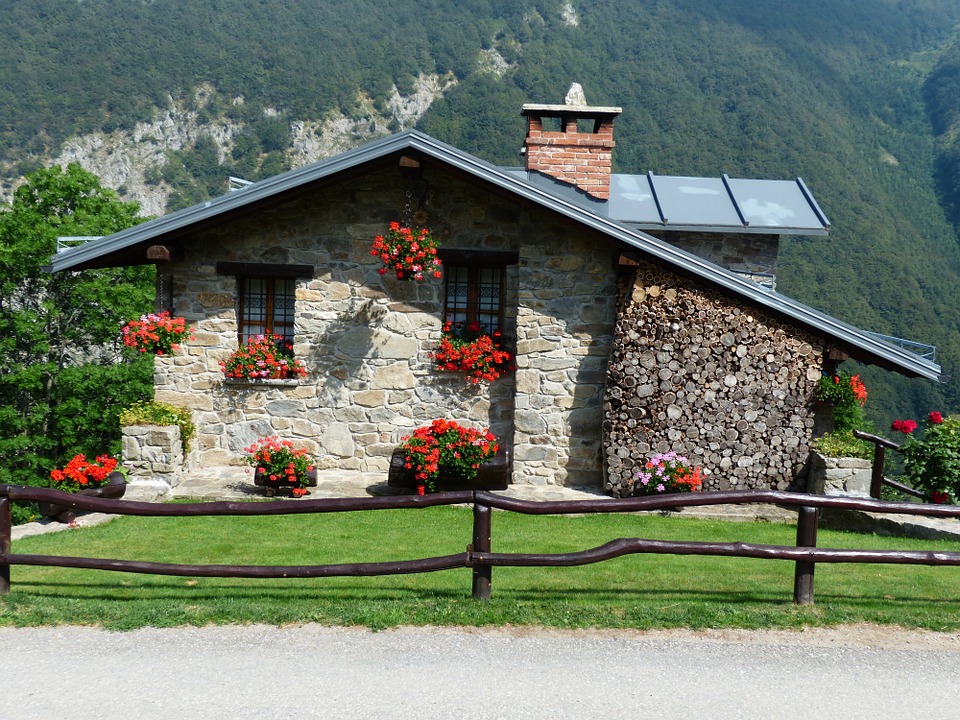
[522,82,621,115]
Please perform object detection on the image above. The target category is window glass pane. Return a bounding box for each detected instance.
[273,278,296,344]
[444,265,470,328]
[476,267,502,334]
[241,278,267,344]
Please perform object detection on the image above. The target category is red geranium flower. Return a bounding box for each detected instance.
[370,222,442,282]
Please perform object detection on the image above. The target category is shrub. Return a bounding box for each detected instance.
[119,400,195,454]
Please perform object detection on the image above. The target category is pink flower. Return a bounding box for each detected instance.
[929,411,944,424]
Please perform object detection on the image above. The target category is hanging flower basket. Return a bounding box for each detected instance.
[431,321,514,383]
[120,311,192,355]
[370,222,442,281]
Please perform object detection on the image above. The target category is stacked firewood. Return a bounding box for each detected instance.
[603,261,823,497]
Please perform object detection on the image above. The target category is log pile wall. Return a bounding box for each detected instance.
[603,261,825,496]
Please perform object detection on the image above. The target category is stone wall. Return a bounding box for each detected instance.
[513,218,619,486]
[153,164,618,486]
[603,260,824,495]
[646,231,780,287]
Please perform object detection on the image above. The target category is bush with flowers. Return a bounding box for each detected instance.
[50,454,122,492]
[431,321,514,384]
[890,411,960,503]
[243,436,315,497]
[120,311,192,355]
[630,451,703,496]
[398,419,499,492]
[221,334,307,380]
[370,222,442,281]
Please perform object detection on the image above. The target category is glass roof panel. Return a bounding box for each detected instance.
[726,178,825,230]
[652,176,743,226]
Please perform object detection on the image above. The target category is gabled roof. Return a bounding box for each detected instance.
[48,129,939,381]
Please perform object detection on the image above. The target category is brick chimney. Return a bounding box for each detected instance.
[521,83,622,201]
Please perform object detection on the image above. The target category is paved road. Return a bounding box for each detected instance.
[2,624,959,719]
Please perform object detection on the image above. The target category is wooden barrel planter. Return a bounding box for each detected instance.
[387,443,512,492]
[39,471,127,524]
[253,467,318,496]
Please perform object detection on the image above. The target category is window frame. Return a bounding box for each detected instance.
[438,250,518,337]
[215,262,313,348]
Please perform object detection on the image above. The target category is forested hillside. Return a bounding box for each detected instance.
[4,0,960,428]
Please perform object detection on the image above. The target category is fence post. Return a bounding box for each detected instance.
[870,444,885,499]
[793,505,818,605]
[471,497,492,600]
[0,493,11,594]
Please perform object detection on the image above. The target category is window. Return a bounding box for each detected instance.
[238,276,295,346]
[440,251,517,335]
[444,265,504,334]
[215,262,313,347]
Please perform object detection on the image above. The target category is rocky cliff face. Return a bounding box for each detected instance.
[4,73,455,218]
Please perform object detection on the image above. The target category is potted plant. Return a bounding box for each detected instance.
[628,451,703,496]
[221,334,307,381]
[431,321,514,384]
[243,436,316,497]
[814,371,867,430]
[370,221,442,281]
[41,454,127,523]
[388,419,506,494]
[120,311,192,355]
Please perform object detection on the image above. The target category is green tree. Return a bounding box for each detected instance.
[0,164,154,514]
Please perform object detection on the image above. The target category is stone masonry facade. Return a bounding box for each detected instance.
[154,163,619,486]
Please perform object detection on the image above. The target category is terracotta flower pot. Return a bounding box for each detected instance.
[39,471,127,524]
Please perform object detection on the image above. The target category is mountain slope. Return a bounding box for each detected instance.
[3,0,960,426]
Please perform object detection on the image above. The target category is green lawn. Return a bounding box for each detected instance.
[3,507,960,631]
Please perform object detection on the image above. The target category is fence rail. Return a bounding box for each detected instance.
[3,485,960,605]
[853,429,931,500]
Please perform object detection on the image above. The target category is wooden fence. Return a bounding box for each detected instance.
[3,484,960,605]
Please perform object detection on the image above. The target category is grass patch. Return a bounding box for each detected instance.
[3,508,960,631]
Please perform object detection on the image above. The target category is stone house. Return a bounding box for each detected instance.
[50,90,940,495]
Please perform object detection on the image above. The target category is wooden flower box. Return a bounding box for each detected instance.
[387,442,512,491]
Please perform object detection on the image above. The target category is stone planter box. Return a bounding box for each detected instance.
[387,443,512,491]
[807,450,872,497]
